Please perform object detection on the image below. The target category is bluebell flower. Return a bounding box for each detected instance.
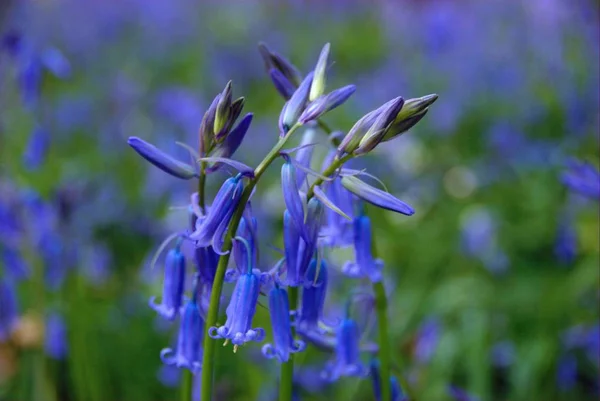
[557,354,578,391]
[190,175,245,250]
[342,213,384,283]
[208,239,266,351]
[294,127,318,189]
[161,298,204,374]
[415,318,440,364]
[447,386,480,401]
[149,246,186,321]
[370,359,407,401]
[321,175,355,248]
[322,312,367,381]
[561,160,600,199]
[296,259,328,334]
[128,136,197,180]
[341,175,415,216]
[1,247,30,280]
[23,126,50,170]
[207,113,253,167]
[0,278,18,341]
[262,285,305,362]
[269,68,296,100]
[284,198,324,287]
[280,72,314,133]
[40,232,68,291]
[228,213,258,282]
[258,42,303,87]
[309,43,330,101]
[281,156,306,237]
[299,85,356,124]
[555,218,577,264]
[194,245,218,286]
[44,311,68,360]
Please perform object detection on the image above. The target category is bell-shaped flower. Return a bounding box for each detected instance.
[262,285,306,362]
[228,213,258,282]
[321,315,367,381]
[296,259,329,334]
[160,298,204,374]
[294,127,318,189]
[342,214,384,283]
[149,246,186,320]
[209,239,267,351]
[281,157,306,239]
[341,175,414,216]
[44,311,68,360]
[194,245,218,286]
[128,137,197,180]
[0,278,18,341]
[320,176,355,247]
[190,175,245,249]
[369,359,407,401]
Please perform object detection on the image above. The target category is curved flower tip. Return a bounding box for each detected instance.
[341,175,415,216]
[149,297,177,321]
[128,136,197,180]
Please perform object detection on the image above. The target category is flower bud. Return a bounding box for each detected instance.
[299,85,356,124]
[269,68,296,100]
[341,175,414,216]
[280,72,314,133]
[309,43,330,101]
[355,97,404,155]
[128,137,197,180]
[214,81,233,141]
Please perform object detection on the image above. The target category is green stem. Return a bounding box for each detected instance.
[373,280,391,401]
[180,370,193,401]
[306,153,352,199]
[200,124,302,401]
[198,161,207,212]
[279,286,298,401]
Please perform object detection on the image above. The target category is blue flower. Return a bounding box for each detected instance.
[415,318,440,364]
[262,285,305,362]
[191,175,245,250]
[284,198,324,287]
[321,174,354,248]
[370,359,407,401]
[561,160,600,199]
[44,311,68,360]
[0,278,18,341]
[149,246,186,321]
[23,126,50,170]
[161,298,204,374]
[194,245,218,286]
[555,218,577,264]
[1,248,30,280]
[322,314,367,381]
[341,175,414,216]
[281,157,306,238]
[296,259,329,334]
[279,72,314,133]
[447,386,480,401]
[342,214,384,283]
[128,137,197,180]
[228,213,258,282]
[209,239,266,351]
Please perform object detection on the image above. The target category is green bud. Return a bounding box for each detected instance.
[214,81,233,141]
[393,94,438,123]
[309,43,330,102]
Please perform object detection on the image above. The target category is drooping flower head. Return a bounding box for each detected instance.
[296,258,329,334]
[209,238,267,351]
[44,311,68,360]
[262,284,305,362]
[342,212,384,283]
[149,244,186,321]
[161,294,204,374]
[561,160,600,199]
[322,303,367,382]
[191,174,245,252]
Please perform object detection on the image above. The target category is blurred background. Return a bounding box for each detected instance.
[0,0,598,400]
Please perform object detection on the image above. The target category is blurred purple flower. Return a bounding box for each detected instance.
[557,354,578,391]
[415,318,440,364]
[23,126,50,170]
[44,312,68,360]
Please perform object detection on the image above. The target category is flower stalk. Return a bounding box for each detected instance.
[200,123,303,401]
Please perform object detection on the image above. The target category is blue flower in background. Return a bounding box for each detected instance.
[562,160,600,200]
[150,246,186,321]
[22,125,50,170]
[342,213,384,283]
[321,311,367,381]
[0,278,19,341]
[415,317,440,364]
[447,385,481,401]
[44,311,68,360]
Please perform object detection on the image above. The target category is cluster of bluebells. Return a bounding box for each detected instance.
[129,42,437,399]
